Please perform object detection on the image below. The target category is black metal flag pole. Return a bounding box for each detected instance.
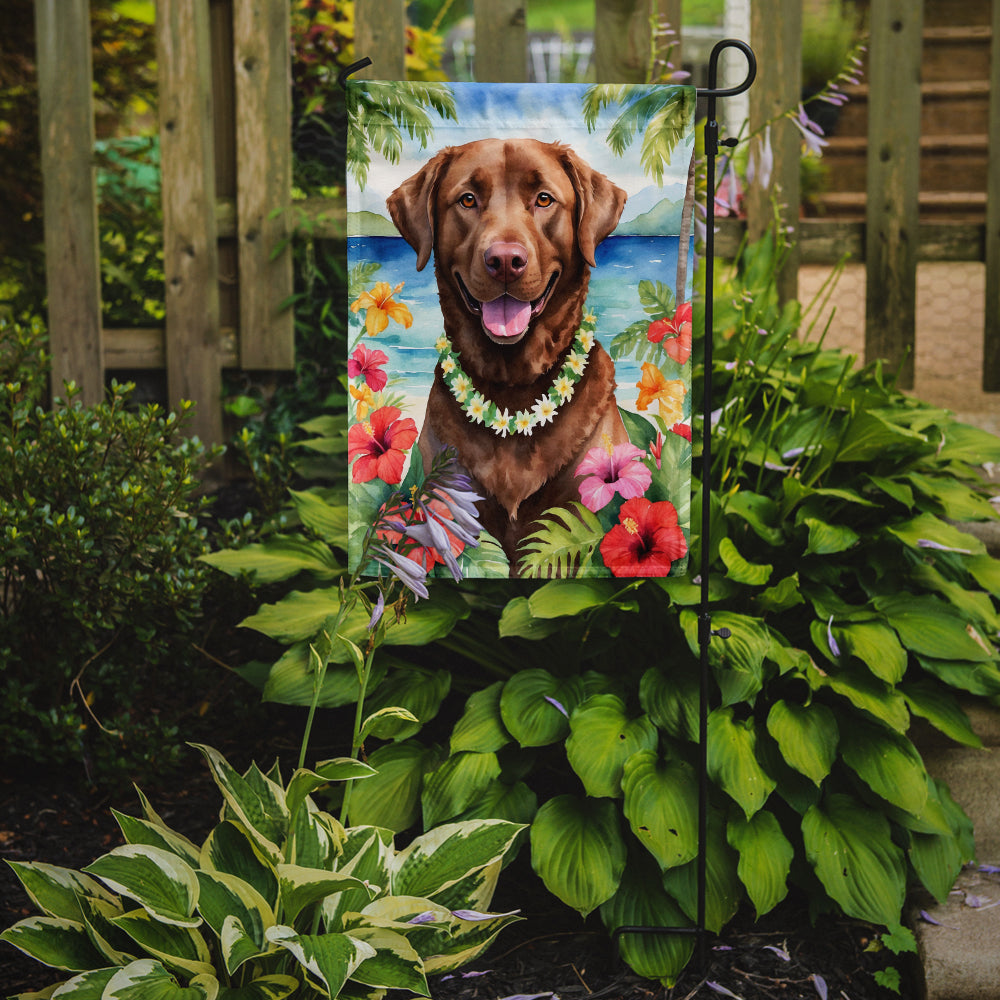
[613,38,756,972]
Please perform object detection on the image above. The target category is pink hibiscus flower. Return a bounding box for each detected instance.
[348,405,418,484]
[348,343,389,391]
[575,441,652,512]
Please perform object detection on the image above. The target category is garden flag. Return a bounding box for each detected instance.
[346,81,696,580]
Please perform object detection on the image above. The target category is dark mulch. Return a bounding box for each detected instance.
[1,745,914,1000]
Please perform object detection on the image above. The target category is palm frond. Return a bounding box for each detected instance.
[517,503,605,579]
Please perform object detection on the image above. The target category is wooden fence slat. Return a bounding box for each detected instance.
[34,0,103,405]
[983,0,1000,390]
[474,0,527,82]
[864,0,923,390]
[594,0,655,83]
[157,0,223,444]
[355,0,406,80]
[233,0,294,369]
[747,0,801,305]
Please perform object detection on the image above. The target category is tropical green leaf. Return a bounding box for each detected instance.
[875,594,995,662]
[707,708,776,818]
[621,751,699,871]
[421,752,502,828]
[900,680,982,748]
[288,488,348,545]
[639,664,699,742]
[765,700,838,786]
[719,537,772,586]
[499,670,584,747]
[727,810,793,917]
[530,796,627,916]
[885,512,985,556]
[565,695,658,798]
[802,794,906,926]
[517,502,605,578]
[838,718,929,816]
[450,682,511,754]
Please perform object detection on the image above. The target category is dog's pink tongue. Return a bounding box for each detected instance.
[482,294,531,339]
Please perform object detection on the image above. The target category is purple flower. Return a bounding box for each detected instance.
[747,125,773,191]
[812,974,828,1000]
[407,911,438,925]
[371,545,429,600]
[706,983,742,999]
[367,590,385,631]
[452,908,521,921]
[827,616,841,658]
[791,104,829,156]
[917,539,973,554]
[544,695,569,718]
[575,441,652,512]
[763,944,790,961]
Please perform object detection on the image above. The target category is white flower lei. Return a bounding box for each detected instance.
[436,312,597,437]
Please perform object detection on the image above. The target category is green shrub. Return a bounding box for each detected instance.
[1,744,524,998]
[0,317,220,782]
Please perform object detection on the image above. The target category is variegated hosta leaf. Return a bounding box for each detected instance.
[46,966,118,997]
[265,926,376,998]
[200,822,279,910]
[424,859,501,916]
[421,907,522,975]
[214,974,299,1000]
[727,810,793,918]
[529,795,626,917]
[391,820,524,901]
[323,829,393,931]
[450,681,511,754]
[0,916,107,972]
[83,846,200,928]
[4,861,118,922]
[285,760,376,823]
[288,802,344,870]
[599,854,694,987]
[276,864,375,925]
[110,908,214,978]
[345,926,429,995]
[566,695,658,799]
[621,751,699,871]
[420,752,502,829]
[195,871,274,974]
[77,894,136,966]
[765,700,838,786]
[191,745,288,863]
[802,793,906,926]
[706,707,776,819]
[112,810,201,868]
[102,958,218,999]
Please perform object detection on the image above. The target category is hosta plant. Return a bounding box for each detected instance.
[1,744,523,999]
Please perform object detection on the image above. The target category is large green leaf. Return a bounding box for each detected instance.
[421,751,502,828]
[499,670,585,747]
[802,794,906,926]
[530,795,627,917]
[83,846,200,928]
[346,926,428,994]
[362,667,451,740]
[347,740,442,832]
[765,700,838,786]
[288,488,348,545]
[809,661,910,732]
[707,708,776,818]
[727,811,793,917]
[599,854,694,987]
[916,655,1000,697]
[566,695,658,798]
[639,665,699,742]
[392,820,524,900]
[265,926,375,997]
[718,537,773,586]
[527,579,623,618]
[681,610,771,706]
[834,410,928,463]
[450,682,511,754]
[497,597,565,639]
[901,680,982,748]
[111,909,214,978]
[802,517,859,556]
[0,916,107,972]
[875,594,995,662]
[517,502,605,578]
[200,536,340,584]
[886,512,985,556]
[838,718,928,817]
[835,621,908,683]
[285,759,376,823]
[277,865,373,925]
[103,959,218,1000]
[621,751,699,871]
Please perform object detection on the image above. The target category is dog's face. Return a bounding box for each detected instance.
[387,139,626,365]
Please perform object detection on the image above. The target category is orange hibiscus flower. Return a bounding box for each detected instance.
[350,281,414,337]
[635,363,686,425]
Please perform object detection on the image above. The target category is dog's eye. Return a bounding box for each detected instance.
[458,193,477,209]
[535,192,555,208]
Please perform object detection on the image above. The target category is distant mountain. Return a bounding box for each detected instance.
[348,210,400,237]
[615,196,684,236]
[619,183,686,224]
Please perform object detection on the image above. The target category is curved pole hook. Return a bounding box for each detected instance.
[698,38,757,99]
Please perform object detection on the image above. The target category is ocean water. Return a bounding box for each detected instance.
[347,234,694,409]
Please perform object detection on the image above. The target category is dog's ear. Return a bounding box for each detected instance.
[386,150,451,271]
[559,148,628,267]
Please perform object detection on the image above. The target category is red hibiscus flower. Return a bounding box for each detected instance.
[348,343,389,391]
[647,302,692,366]
[671,421,692,442]
[348,406,418,484]
[599,496,688,577]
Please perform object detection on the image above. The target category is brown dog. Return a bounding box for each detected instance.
[387,138,630,569]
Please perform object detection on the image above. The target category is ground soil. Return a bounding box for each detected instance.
[1,737,913,1000]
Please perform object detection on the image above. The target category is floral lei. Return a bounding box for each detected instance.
[435,310,597,438]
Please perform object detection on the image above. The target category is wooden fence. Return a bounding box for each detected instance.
[33,0,1000,445]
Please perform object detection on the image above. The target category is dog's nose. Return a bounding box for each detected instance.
[484,242,529,283]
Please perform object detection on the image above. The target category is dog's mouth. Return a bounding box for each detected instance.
[455,271,560,345]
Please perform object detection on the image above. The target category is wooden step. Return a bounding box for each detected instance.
[922,25,993,83]
[813,189,987,222]
[831,80,991,137]
[822,134,989,193]
[921,0,992,28]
